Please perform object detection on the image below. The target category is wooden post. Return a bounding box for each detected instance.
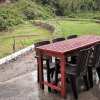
[12,36,16,53]
[60,55,66,98]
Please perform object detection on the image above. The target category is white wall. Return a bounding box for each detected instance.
[0,44,35,65]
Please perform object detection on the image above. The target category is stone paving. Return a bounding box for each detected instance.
[0,52,100,100]
[0,51,36,82]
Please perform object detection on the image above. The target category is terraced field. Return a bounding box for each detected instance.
[1,19,100,58]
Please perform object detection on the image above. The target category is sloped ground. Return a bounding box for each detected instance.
[0,51,100,100]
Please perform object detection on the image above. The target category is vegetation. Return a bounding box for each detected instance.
[0,22,51,58]
[0,0,100,31]
[0,0,54,30]
[48,19,100,37]
[35,0,100,15]
[0,0,100,58]
[1,0,100,31]
[1,19,100,58]
[0,4,22,30]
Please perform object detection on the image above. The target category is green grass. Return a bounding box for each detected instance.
[0,22,52,58]
[66,11,100,20]
[47,19,100,37]
[1,19,100,58]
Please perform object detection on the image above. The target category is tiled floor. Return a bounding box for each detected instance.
[0,52,100,100]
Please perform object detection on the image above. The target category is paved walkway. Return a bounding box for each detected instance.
[0,52,100,100]
[0,51,36,82]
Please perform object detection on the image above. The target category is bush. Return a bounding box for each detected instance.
[0,5,23,31]
[0,17,8,30]
[15,0,54,20]
[0,0,55,31]
[23,7,36,20]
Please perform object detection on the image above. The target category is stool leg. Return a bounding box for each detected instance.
[96,67,100,80]
[88,66,93,88]
[54,62,59,85]
[69,75,78,100]
[46,59,51,92]
[83,74,89,90]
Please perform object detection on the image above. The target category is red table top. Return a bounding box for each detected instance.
[36,35,100,55]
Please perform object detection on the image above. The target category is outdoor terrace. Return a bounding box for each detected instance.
[0,51,100,100]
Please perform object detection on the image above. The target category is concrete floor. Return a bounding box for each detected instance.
[0,52,100,100]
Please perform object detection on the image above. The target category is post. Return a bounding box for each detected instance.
[12,36,16,53]
[60,55,66,98]
[37,52,44,89]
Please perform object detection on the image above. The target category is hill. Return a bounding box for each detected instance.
[0,0,54,31]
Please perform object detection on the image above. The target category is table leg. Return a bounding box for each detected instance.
[60,56,66,97]
[38,54,44,89]
[37,63,39,83]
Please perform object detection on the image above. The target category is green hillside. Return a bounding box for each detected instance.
[0,0,100,58]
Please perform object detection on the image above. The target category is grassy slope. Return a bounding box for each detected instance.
[1,19,100,58]
[0,22,51,58]
[47,20,100,37]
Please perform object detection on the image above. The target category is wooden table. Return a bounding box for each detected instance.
[36,35,100,97]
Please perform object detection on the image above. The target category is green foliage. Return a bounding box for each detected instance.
[56,0,97,15]
[13,0,54,20]
[0,0,100,31]
[20,0,54,20]
[0,5,23,31]
[0,0,54,31]
[36,0,100,16]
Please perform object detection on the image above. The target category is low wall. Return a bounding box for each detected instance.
[0,44,35,65]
